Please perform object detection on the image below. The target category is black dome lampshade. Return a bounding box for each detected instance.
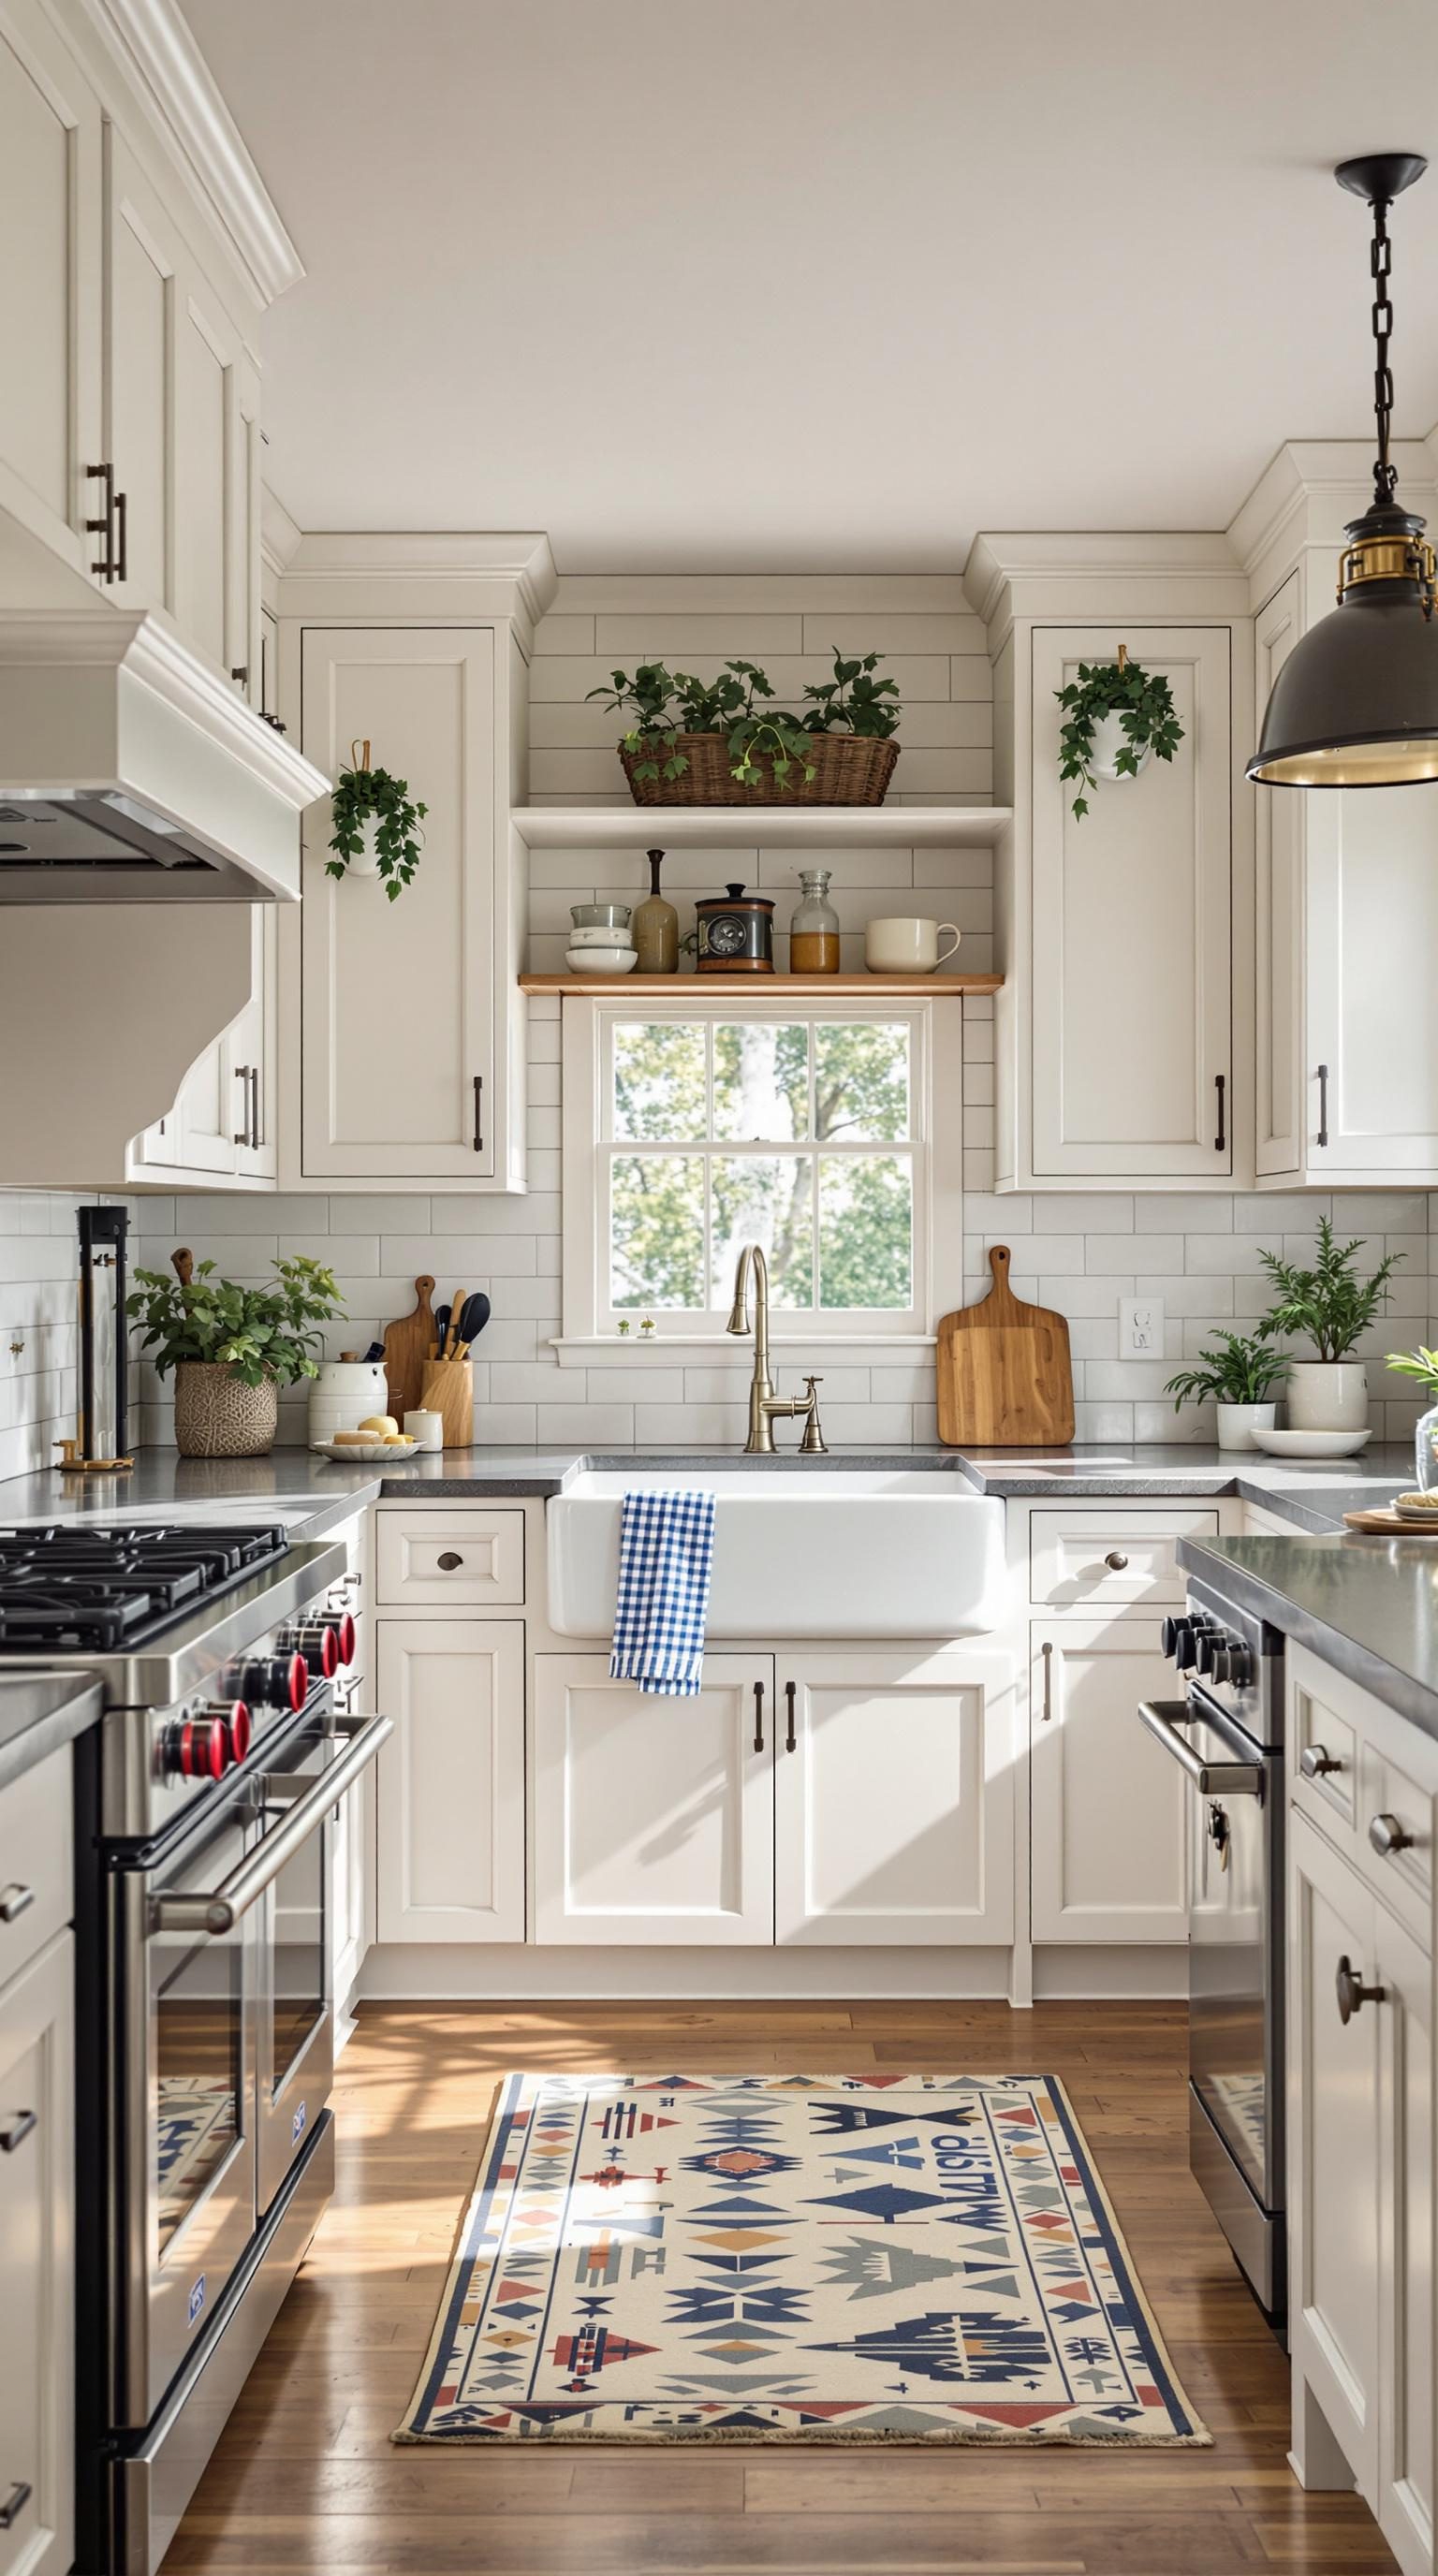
[1249,152,1438,788]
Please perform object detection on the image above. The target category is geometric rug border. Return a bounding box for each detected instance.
[392,2071,1213,2449]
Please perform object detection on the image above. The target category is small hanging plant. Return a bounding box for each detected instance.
[1055,648,1184,821]
[327,739,428,900]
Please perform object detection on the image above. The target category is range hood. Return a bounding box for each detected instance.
[0,611,330,900]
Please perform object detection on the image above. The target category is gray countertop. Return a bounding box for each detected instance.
[1181,1532,1438,1742]
[0,1671,104,1793]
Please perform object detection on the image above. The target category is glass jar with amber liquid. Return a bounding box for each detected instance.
[789,869,840,974]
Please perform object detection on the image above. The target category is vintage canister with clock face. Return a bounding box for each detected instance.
[695,883,775,973]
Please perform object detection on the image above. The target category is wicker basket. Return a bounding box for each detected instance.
[173,1363,278,1458]
[620,733,899,808]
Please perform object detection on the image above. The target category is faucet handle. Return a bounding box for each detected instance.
[799,1376,829,1454]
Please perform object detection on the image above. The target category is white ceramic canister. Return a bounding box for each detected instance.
[404,1409,445,1452]
[1284,1361,1370,1434]
[308,1358,391,1446]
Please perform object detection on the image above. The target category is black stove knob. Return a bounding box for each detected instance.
[235,1652,309,1713]
[1196,1632,1218,1676]
[279,1617,348,1679]
[1221,1640,1253,1689]
[1174,1620,1203,1672]
[1161,1617,1183,1659]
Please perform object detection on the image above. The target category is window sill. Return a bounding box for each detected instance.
[550,1334,938,1370]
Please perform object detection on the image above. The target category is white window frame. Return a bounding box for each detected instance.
[557,992,964,1353]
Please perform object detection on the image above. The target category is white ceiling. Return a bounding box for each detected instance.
[181,0,1438,572]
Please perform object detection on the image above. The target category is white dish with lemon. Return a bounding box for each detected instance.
[313,1412,421,1463]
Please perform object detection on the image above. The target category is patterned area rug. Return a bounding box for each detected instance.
[395,2073,1209,2447]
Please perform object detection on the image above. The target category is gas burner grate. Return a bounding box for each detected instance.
[0,1522,291,1652]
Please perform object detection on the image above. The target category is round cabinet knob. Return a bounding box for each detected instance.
[1336,1954,1387,2024]
[436,1551,464,1572]
[1368,1812,1414,1858]
[1300,1743,1343,1780]
[1105,1551,1130,1572]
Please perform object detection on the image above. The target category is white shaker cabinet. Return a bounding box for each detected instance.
[374,1618,525,1943]
[1029,1616,1189,1941]
[533,1656,774,1946]
[0,0,101,587]
[1028,626,1233,1179]
[1255,569,1438,1185]
[772,1650,1014,1945]
[0,1931,74,2576]
[298,626,510,1184]
[127,908,275,1188]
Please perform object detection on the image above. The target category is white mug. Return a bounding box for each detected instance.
[404,1408,444,1452]
[865,915,961,973]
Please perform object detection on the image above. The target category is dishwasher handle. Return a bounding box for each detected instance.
[148,1713,392,1937]
[1137,1698,1265,1798]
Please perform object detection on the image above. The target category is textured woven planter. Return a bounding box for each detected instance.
[173,1363,279,1458]
[620,733,900,808]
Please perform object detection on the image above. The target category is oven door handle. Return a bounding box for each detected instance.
[1137,1699,1265,1798]
[147,1714,393,1938]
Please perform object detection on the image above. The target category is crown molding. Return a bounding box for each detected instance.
[74,0,303,307]
[277,531,560,643]
[1226,435,1438,590]
[260,486,303,580]
[963,529,1249,639]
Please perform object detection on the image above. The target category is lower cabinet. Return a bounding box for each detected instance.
[532,1647,1015,1948]
[1030,1616,1188,1941]
[375,1618,525,1941]
[0,1930,74,2576]
[1290,1801,1434,2576]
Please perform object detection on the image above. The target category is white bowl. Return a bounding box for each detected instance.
[567,926,638,949]
[565,946,638,974]
[1249,1427,1372,1458]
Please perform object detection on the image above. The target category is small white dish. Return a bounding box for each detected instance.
[567,925,637,949]
[565,946,638,974]
[1249,1427,1372,1459]
[312,1437,420,1462]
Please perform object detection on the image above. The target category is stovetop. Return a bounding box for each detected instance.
[0,1522,291,1653]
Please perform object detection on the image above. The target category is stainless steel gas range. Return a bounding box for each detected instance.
[0,1518,390,2576]
[1138,1570,1286,2328]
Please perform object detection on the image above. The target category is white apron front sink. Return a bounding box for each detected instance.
[546,1468,1005,1641]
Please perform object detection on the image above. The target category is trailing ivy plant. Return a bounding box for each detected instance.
[127,1256,345,1389]
[587,649,903,789]
[327,760,428,900]
[1165,1331,1288,1412]
[1256,1217,1403,1363]
[1055,656,1184,820]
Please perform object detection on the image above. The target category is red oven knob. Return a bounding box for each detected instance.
[236,1652,309,1712]
[166,1714,227,1781]
[331,1609,356,1669]
[280,1619,339,1678]
[225,1701,253,1764]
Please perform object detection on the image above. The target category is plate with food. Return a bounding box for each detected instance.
[313,1413,421,1463]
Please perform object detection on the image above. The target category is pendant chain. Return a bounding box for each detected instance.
[1370,194,1398,504]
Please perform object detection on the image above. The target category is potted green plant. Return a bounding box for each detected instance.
[587,649,902,807]
[128,1251,345,1457]
[326,739,427,900]
[1256,1218,1403,1436]
[1164,1331,1289,1452]
[1385,1346,1438,1492]
[1055,651,1184,820]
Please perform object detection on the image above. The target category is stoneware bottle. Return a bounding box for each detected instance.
[632,847,679,973]
[789,868,841,973]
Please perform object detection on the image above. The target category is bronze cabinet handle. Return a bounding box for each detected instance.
[112,483,127,582]
[1105,1551,1129,1572]
[84,461,117,579]
[1300,1743,1343,1779]
[753,1681,765,1752]
[785,1680,797,1752]
[1214,1071,1226,1153]
[1040,1639,1053,1721]
[1369,1812,1414,1857]
[0,1884,35,1924]
[0,2482,32,2530]
[0,2109,37,2152]
[249,1066,261,1150]
[233,1064,252,1144]
[1317,1062,1329,1149]
[472,1075,484,1152]
[436,1551,464,1572]
[1336,1954,1386,2024]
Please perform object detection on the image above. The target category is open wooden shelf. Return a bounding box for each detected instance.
[510,805,1011,849]
[519,972,1003,997]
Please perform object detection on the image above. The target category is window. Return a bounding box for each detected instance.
[561,996,962,1343]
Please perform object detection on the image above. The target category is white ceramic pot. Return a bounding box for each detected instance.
[1215,1401,1279,1453]
[1284,1360,1370,1434]
[1087,709,1152,782]
[343,817,385,879]
[308,1358,391,1446]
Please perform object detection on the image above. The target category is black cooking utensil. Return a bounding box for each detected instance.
[456,1292,491,1345]
[432,1304,450,1358]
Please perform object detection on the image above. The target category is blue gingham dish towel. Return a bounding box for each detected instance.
[609,1487,716,1698]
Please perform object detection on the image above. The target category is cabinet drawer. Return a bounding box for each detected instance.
[1029,1509,1220,1608]
[1288,1644,1438,1953]
[376,1509,524,1607]
[0,1747,72,1992]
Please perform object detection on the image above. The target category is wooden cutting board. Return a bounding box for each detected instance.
[936,1246,1075,1447]
[1343,1507,1438,1536]
[382,1276,437,1421]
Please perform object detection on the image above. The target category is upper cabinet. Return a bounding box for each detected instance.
[0,0,101,584]
[126,907,276,1190]
[1255,568,1438,1186]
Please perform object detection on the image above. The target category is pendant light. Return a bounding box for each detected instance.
[1249,152,1438,788]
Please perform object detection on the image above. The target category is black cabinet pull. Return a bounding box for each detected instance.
[113,483,127,583]
[0,2109,37,2153]
[1213,1072,1226,1153]
[249,1066,261,1151]
[1040,1639,1053,1722]
[0,2482,32,2530]
[84,461,117,580]
[472,1074,484,1153]
[753,1681,765,1752]
[436,1551,464,1572]
[784,1680,797,1752]
[232,1064,251,1145]
[1317,1061,1329,1149]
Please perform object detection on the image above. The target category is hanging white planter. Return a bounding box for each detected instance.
[1086,709,1153,782]
[345,816,386,880]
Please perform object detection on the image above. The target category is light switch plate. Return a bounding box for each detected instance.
[1120,1295,1164,1358]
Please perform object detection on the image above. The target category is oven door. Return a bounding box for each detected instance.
[254,1697,339,2212]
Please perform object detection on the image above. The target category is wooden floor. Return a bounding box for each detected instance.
[165,1999,1397,2575]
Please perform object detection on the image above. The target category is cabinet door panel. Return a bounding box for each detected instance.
[533,1656,772,1945]
[0,0,100,566]
[300,628,497,1178]
[173,285,232,668]
[1255,575,1303,1177]
[1289,1809,1381,2496]
[0,1930,74,2576]
[375,1619,524,1942]
[104,125,174,615]
[1307,784,1438,1172]
[774,1650,1014,1945]
[1376,1902,1433,2576]
[1031,626,1231,1177]
[1031,1617,1187,1940]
